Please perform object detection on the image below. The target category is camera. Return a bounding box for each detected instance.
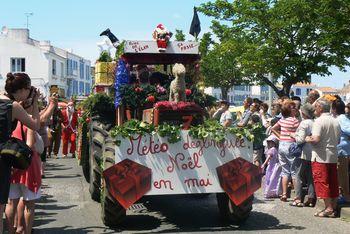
[22,86,38,109]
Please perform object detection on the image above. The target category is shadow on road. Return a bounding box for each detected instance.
[111,194,306,233]
[34,192,78,229]
[111,215,162,232]
[45,162,73,171]
[34,226,117,234]
[44,174,82,179]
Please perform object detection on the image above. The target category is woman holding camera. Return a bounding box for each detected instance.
[7,94,56,234]
[0,73,40,234]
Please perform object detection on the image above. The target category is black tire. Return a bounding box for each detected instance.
[216,193,254,224]
[81,122,90,183]
[101,137,126,227]
[89,121,106,202]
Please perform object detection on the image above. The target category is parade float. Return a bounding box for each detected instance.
[77,26,265,227]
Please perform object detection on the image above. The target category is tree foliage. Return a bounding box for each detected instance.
[198,0,350,97]
[199,32,213,57]
[97,51,113,62]
[200,39,247,99]
[174,29,186,41]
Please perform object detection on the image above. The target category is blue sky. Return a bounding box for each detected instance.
[1,0,349,88]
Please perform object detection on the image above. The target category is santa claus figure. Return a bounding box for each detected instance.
[61,102,78,158]
[152,24,173,52]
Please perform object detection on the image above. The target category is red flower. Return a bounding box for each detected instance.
[86,117,91,123]
[135,87,143,93]
[146,95,155,103]
[154,101,202,112]
[185,89,192,96]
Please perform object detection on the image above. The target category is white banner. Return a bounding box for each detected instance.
[115,130,253,195]
[124,40,199,54]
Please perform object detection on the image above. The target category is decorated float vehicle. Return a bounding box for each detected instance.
[77,30,264,228]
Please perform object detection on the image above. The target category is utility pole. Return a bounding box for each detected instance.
[25,12,33,29]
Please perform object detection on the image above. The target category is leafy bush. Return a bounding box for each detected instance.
[80,93,115,125]
[97,51,113,62]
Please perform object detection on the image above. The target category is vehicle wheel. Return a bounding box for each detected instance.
[216,193,254,224]
[89,122,107,202]
[101,136,126,227]
[81,122,90,183]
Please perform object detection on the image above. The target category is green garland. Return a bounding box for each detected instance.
[111,119,181,145]
[188,119,266,144]
[111,119,266,146]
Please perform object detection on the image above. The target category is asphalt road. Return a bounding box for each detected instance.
[25,158,350,233]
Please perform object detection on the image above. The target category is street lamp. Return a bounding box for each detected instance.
[24,12,33,29]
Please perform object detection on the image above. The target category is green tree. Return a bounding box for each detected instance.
[199,32,213,57]
[201,39,247,100]
[174,29,186,41]
[199,0,350,97]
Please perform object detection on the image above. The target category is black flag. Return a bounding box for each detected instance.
[189,7,201,38]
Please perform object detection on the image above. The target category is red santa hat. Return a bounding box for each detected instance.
[157,24,165,30]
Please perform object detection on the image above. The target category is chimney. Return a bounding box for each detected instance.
[7,28,30,43]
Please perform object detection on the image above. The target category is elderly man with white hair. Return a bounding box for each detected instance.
[305,98,341,218]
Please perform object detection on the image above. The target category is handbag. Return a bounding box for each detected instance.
[289,142,305,158]
[0,123,33,170]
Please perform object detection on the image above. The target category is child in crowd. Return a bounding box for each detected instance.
[262,135,281,198]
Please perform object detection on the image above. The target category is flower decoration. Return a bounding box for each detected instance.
[185,89,192,96]
[154,101,203,112]
[146,95,155,103]
[156,85,166,94]
[135,87,143,93]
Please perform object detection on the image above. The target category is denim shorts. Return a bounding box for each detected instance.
[278,141,301,179]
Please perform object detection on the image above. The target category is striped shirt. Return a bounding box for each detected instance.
[275,117,300,142]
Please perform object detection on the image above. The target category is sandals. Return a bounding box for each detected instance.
[289,200,304,207]
[304,198,316,207]
[314,209,337,218]
[280,194,288,202]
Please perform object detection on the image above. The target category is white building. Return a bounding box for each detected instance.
[205,85,280,106]
[204,85,252,106]
[0,28,92,98]
[340,82,350,103]
[290,82,317,103]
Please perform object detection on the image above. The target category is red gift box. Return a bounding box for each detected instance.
[217,157,262,205]
[103,159,152,209]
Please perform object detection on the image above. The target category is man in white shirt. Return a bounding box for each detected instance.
[306,98,341,218]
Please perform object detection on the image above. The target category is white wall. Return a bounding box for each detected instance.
[291,85,316,103]
[0,28,91,98]
[0,35,49,83]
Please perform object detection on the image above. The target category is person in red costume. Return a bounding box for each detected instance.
[61,101,78,158]
[152,24,172,52]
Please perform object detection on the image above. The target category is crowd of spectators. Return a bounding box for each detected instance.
[213,89,350,218]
